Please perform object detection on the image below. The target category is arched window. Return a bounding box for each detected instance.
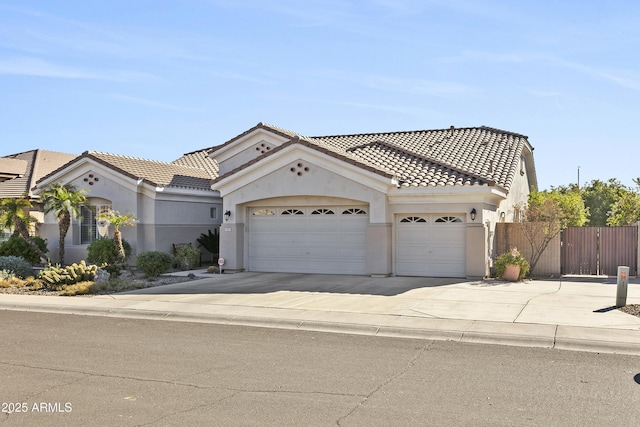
[342,208,367,215]
[400,216,427,223]
[252,209,275,216]
[435,216,463,223]
[311,208,335,215]
[282,209,304,215]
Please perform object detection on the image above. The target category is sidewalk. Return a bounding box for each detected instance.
[2,272,640,355]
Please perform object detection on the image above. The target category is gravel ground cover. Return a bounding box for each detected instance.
[0,269,196,296]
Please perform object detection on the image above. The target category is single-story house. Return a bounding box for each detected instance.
[32,151,222,263]
[210,123,537,278]
[29,122,537,278]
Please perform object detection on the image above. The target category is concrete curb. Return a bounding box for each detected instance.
[3,300,640,356]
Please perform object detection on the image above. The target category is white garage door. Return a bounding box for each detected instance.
[396,214,466,277]
[249,206,369,274]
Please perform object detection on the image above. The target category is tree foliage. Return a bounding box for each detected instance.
[96,209,138,264]
[606,178,640,226]
[519,188,587,274]
[41,183,87,265]
[580,179,627,226]
[0,197,46,261]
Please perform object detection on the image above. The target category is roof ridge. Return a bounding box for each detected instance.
[87,150,177,165]
[479,126,529,139]
[311,126,484,140]
[87,151,209,172]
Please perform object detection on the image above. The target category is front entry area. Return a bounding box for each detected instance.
[395,214,466,277]
[248,206,369,274]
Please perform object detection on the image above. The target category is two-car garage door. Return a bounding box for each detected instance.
[249,208,466,277]
[396,214,466,277]
[249,206,369,275]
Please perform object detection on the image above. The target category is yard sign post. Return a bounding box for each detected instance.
[616,266,629,307]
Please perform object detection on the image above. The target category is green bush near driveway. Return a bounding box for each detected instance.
[136,251,174,278]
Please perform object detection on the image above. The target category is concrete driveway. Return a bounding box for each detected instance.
[122,272,464,296]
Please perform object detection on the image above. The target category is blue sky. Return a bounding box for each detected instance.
[1,0,638,190]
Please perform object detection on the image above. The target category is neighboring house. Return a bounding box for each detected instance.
[0,149,78,237]
[211,123,537,278]
[32,151,222,264]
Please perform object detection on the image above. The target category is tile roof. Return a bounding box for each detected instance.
[0,158,28,178]
[208,122,308,156]
[37,151,216,192]
[172,149,219,178]
[214,123,533,190]
[0,149,77,199]
[83,152,215,191]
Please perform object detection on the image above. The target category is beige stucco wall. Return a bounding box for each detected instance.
[215,145,392,273]
[216,129,290,176]
[215,143,514,277]
[36,162,222,265]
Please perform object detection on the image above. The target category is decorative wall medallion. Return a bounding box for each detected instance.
[289,162,309,176]
[255,142,272,154]
[83,173,99,186]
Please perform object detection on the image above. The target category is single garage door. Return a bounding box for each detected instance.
[396,214,466,277]
[249,206,369,274]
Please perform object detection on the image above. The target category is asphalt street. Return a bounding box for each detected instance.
[1,311,639,426]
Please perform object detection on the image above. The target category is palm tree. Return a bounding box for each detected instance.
[0,197,46,260]
[41,183,87,265]
[97,209,138,263]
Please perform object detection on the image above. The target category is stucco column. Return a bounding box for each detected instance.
[465,223,488,278]
[220,222,244,272]
[367,223,392,276]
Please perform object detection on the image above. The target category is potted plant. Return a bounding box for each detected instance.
[495,247,530,281]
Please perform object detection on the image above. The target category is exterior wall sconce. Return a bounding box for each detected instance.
[470,208,477,221]
[224,210,231,221]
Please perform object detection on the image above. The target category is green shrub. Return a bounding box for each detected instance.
[0,236,48,265]
[0,256,35,279]
[495,248,530,280]
[86,238,131,277]
[197,229,219,262]
[136,251,173,278]
[174,245,200,270]
[87,238,131,266]
[39,260,98,290]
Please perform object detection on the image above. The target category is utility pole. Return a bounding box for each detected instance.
[577,166,580,188]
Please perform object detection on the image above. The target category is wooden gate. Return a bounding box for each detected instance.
[562,226,637,276]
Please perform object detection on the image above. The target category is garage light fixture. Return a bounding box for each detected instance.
[224,210,231,221]
[470,208,477,221]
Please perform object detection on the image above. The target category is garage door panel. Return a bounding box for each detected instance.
[249,206,368,275]
[396,215,466,277]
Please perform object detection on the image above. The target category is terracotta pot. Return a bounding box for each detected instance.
[502,264,521,281]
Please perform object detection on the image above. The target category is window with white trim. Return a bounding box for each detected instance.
[342,208,367,215]
[311,208,335,215]
[400,216,427,223]
[435,216,463,223]
[252,209,275,216]
[281,209,304,215]
[80,204,111,244]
